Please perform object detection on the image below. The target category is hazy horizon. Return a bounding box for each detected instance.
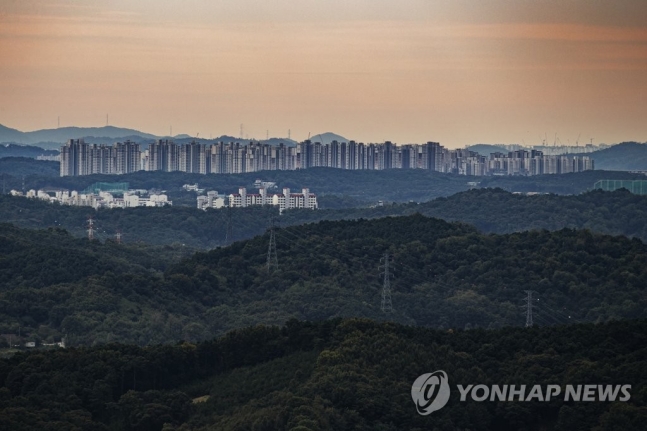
[1,0,646,148]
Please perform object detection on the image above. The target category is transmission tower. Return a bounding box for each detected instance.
[115,229,122,244]
[87,216,95,241]
[523,290,535,327]
[379,251,394,313]
[266,217,279,272]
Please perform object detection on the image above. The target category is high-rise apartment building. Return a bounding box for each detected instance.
[60,139,90,176]
[60,139,140,177]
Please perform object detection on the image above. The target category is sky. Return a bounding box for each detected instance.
[1,0,646,147]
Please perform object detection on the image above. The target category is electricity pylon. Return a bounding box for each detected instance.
[87,216,95,240]
[524,290,535,327]
[266,217,278,273]
[379,251,394,313]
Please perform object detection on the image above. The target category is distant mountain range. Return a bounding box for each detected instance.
[0,124,158,148]
[573,142,647,171]
[466,144,507,154]
[0,124,299,149]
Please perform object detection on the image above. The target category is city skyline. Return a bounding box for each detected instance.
[1,1,646,147]
[58,138,595,177]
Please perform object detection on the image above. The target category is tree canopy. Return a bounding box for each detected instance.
[0,318,645,430]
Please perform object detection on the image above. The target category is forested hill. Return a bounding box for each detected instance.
[2,215,647,347]
[286,188,647,241]
[169,214,647,333]
[0,157,59,177]
[577,141,647,171]
[410,188,647,239]
[4,188,647,248]
[0,223,186,290]
[1,318,646,430]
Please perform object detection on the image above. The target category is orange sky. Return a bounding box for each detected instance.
[1,0,646,147]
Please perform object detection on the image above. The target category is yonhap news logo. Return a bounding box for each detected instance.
[411,371,451,415]
[411,371,631,415]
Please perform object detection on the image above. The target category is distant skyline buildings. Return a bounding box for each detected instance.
[60,138,594,177]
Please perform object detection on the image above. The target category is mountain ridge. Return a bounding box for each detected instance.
[0,124,300,148]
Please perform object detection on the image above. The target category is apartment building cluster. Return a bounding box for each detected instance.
[60,139,141,176]
[60,138,594,177]
[197,187,317,212]
[482,150,594,175]
[13,188,171,209]
[295,141,593,175]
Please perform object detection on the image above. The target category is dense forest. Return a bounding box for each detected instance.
[306,188,647,242]
[3,188,647,248]
[1,215,646,346]
[1,318,645,430]
[0,157,60,179]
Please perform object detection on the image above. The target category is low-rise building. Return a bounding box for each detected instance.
[197,191,226,210]
[19,188,172,209]
[227,187,317,212]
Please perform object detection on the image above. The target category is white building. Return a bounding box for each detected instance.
[21,189,172,209]
[123,192,171,208]
[227,187,317,212]
[197,191,226,210]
